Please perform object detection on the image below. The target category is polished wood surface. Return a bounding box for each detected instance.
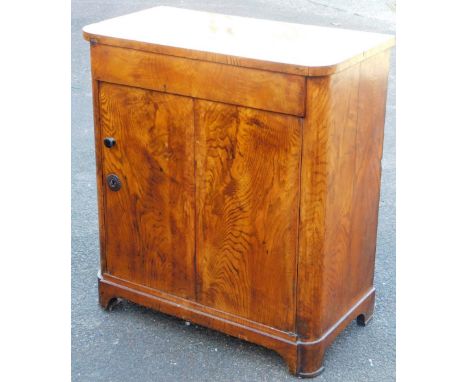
[83,6,394,76]
[297,51,390,341]
[194,100,301,331]
[91,44,305,116]
[85,8,393,378]
[99,83,196,298]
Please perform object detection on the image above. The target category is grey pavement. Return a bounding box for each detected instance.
[71,1,395,381]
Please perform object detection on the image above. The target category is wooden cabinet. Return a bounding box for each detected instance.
[84,6,394,378]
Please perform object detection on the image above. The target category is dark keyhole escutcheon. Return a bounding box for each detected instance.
[103,137,116,148]
[106,174,121,192]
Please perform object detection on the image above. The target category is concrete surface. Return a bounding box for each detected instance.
[72,1,395,381]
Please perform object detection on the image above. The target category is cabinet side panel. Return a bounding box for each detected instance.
[99,83,196,299]
[297,66,361,339]
[195,100,301,332]
[347,51,390,297]
[297,51,390,339]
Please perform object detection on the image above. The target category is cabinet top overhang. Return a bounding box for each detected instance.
[83,6,395,76]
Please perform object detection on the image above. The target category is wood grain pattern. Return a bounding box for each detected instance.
[98,273,300,372]
[194,100,302,331]
[299,64,362,339]
[297,50,390,343]
[99,82,195,299]
[98,273,375,377]
[83,6,395,76]
[86,13,394,375]
[91,44,305,116]
[347,51,390,302]
[92,79,107,274]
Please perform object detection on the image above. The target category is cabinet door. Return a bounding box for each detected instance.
[195,100,302,332]
[99,82,195,299]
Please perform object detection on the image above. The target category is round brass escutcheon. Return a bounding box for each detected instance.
[106,174,122,192]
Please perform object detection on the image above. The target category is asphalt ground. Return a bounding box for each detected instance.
[72,1,395,380]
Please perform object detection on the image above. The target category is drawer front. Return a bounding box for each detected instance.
[195,100,301,332]
[91,44,305,116]
[99,82,196,299]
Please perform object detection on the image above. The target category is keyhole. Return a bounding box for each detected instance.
[106,174,121,191]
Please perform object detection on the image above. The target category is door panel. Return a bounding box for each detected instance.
[99,82,195,299]
[195,100,301,331]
